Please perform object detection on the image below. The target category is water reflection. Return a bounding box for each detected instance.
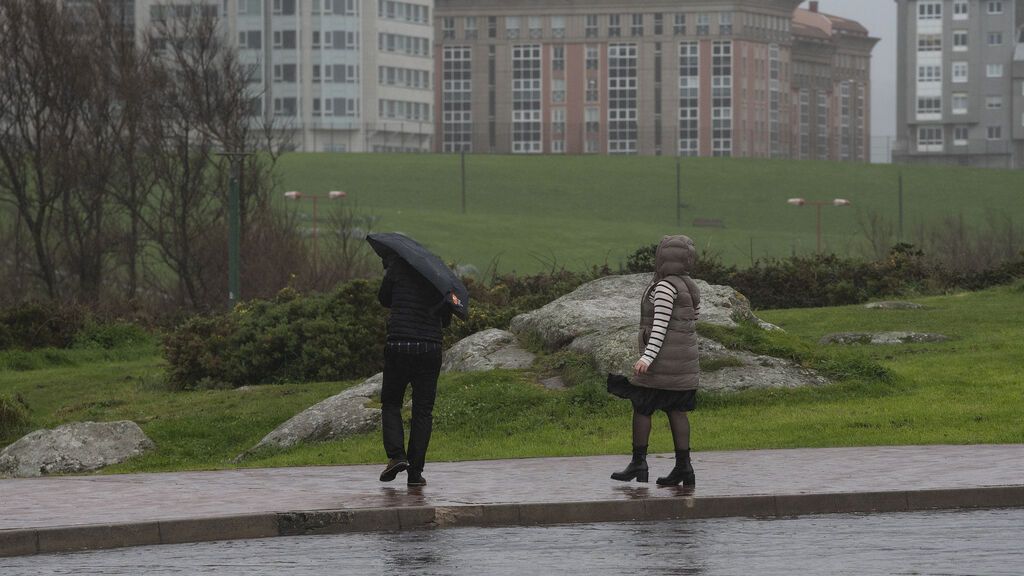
[2,509,1021,576]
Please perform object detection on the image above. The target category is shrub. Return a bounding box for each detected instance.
[0,393,30,439]
[0,302,86,350]
[74,321,153,350]
[164,280,388,390]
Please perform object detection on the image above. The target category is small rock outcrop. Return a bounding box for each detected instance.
[441,328,536,373]
[820,332,950,345]
[0,421,154,478]
[243,373,383,457]
[865,301,924,310]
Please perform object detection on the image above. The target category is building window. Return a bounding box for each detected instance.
[985,96,1003,109]
[585,106,600,134]
[987,2,1003,15]
[631,13,644,37]
[799,89,810,160]
[952,93,968,114]
[697,14,710,36]
[442,46,472,152]
[529,16,542,39]
[551,16,566,38]
[608,43,638,154]
[953,0,969,19]
[506,16,520,39]
[918,64,942,82]
[673,13,685,35]
[585,14,598,38]
[488,16,497,39]
[654,13,663,35]
[917,127,943,151]
[918,2,942,20]
[678,41,699,157]
[511,44,542,153]
[917,35,941,51]
[719,13,732,36]
[552,45,565,71]
[585,45,599,70]
[442,17,455,40]
[953,30,968,51]
[552,107,566,134]
[465,17,478,40]
[988,32,1003,46]
[987,64,1004,78]
[817,93,829,159]
[273,30,297,49]
[954,126,969,145]
[952,62,969,82]
[552,78,566,103]
[987,126,1002,140]
[711,40,732,157]
[272,0,296,16]
[917,97,942,117]
[608,14,621,37]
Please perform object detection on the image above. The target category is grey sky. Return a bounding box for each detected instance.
[799,0,898,144]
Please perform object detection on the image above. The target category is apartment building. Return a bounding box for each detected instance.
[894,0,1024,168]
[132,0,435,152]
[433,0,877,159]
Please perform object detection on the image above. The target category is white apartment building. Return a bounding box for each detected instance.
[133,0,435,152]
[895,0,1024,168]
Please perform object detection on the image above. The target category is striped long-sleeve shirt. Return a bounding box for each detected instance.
[638,280,678,367]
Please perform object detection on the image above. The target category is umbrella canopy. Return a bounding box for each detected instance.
[366,232,469,320]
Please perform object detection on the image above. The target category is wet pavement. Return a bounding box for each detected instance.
[2,445,1023,558]
[3,445,1023,531]
[1,508,1022,575]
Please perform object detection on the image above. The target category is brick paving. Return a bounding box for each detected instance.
[2,445,1022,531]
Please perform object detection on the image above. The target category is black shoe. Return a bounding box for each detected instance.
[407,471,426,487]
[611,445,649,483]
[656,462,695,486]
[611,459,649,483]
[380,458,409,482]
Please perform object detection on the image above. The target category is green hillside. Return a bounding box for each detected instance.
[279,154,1024,273]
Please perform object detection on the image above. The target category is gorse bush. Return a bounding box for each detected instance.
[625,243,1024,309]
[0,393,30,439]
[164,281,389,390]
[0,303,86,350]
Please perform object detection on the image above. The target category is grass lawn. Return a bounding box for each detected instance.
[2,282,1021,474]
[278,154,1024,273]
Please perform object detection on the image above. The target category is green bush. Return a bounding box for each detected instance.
[0,302,86,350]
[164,281,388,390]
[74,321,153,350]
[0,393,30,439]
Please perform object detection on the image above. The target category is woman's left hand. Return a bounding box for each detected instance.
[633,359,650,375]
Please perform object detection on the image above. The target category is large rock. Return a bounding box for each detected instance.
[243,374,383,457]
[0,421,154,478]
[509,273,822,393]
[865,301,924,310]
[442,328,536,372]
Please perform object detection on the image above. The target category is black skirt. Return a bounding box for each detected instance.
[607,374,696,416]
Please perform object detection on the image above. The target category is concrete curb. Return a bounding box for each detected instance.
[3,485,1022,558]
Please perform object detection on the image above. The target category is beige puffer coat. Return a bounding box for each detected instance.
[632,235,701,391]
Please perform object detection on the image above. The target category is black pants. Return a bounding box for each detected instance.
[381,341,442,474]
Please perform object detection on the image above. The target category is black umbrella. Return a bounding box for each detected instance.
[366,232,469,320]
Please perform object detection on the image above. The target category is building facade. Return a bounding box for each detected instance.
[433,0,877,159]
[894,0,1024,168]
[132,0,435,153]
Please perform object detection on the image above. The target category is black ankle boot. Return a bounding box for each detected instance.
[611,445,649,483]
[657,449,695,486]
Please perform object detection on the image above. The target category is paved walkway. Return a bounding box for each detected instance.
[2,445,1023,557]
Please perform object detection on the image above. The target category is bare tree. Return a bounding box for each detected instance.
[0,0,92,299]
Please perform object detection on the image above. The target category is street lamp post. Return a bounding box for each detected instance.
[284,190,347,274]
[787,197,852,254]
[217,151,252,310]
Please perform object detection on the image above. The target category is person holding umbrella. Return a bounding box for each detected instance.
[367,233,468,487]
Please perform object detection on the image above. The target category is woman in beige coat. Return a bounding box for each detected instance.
[607,235,700,486]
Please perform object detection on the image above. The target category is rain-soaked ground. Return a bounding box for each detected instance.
[3,508,1022,575]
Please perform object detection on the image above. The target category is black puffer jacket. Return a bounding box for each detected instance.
[378,257,452,343]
